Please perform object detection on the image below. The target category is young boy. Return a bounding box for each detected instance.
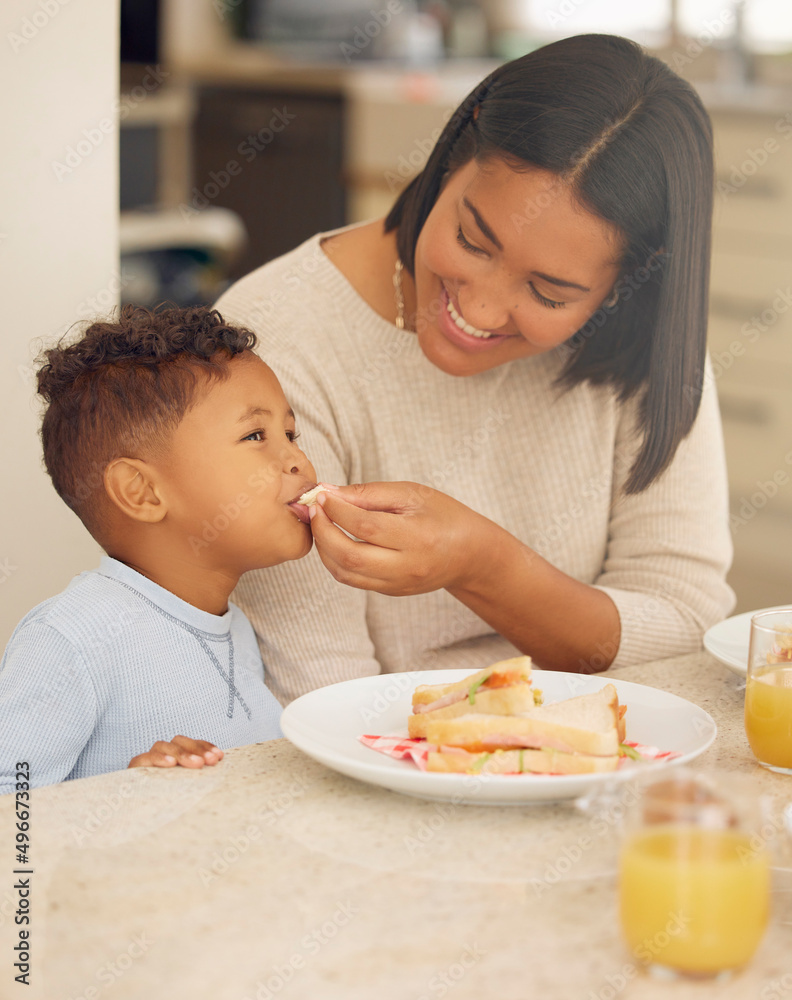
[0,305,318,793]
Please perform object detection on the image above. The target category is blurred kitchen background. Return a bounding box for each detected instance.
[2,0,790,644]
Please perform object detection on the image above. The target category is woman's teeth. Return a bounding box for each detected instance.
[446,296,494,339]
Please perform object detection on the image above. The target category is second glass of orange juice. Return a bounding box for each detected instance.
[745,608,792,775]
[619,772,770,980]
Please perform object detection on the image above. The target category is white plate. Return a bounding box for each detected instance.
[704,605,792,676]
[281,670,717,805]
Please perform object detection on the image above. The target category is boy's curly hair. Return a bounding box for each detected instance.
[36,304,257,538]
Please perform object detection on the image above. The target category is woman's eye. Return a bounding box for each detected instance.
[456,225,486,256]
[243,430,266,442]
[529,283,566,310]
[286,430,301,443]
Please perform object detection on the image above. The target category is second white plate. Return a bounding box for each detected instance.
[704,605,792,676]
[281,669,717,805]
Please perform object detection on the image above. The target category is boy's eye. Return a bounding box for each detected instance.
[243,430,266,442]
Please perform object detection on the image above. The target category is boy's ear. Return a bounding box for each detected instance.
[104,458,166,523]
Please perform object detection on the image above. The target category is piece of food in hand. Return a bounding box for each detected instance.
[424,683,623,770]
[287,483,337,524]
[297,484,335,506]
[427,746,620,775]
[408,656,539,739]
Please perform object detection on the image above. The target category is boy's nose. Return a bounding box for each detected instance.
[282,441,316,482]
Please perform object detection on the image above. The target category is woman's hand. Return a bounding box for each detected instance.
[128,736,224,770]
[308,482,508,596]
[309,481,621,672]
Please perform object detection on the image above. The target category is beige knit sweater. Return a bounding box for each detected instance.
[216,227,735,704]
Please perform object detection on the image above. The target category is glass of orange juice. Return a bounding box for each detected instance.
[745,608,792,775]
[619,771,770,980]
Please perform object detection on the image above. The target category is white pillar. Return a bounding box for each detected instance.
[0,0,119,646]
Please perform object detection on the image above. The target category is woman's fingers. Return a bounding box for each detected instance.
[309,502,393,585]
[322,480,431,514]
[313,491,405,548]
[310,479,498,596]
[309,502,433,594]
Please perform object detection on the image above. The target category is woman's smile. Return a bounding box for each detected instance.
[436,285,516,353]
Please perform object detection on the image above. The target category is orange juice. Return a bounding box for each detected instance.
[745,666,792,769]
[620,827,769,975]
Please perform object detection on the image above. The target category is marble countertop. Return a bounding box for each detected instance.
[1,652,790,999]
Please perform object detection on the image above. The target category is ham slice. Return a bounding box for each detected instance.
[413,690,468,714]
[413,672,530,714]
[464,732,580,755]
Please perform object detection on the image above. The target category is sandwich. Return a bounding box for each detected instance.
[425,683,626,775]
[297,484,333,506]
[408,656,539,739]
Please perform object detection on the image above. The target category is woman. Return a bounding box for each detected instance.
[216,34,734,704]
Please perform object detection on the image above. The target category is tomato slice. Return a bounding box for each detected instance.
[480,670,523,690]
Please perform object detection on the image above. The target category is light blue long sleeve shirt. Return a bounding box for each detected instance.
[0,557,283,793]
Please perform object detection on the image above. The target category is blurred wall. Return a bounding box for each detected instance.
[0,0,118,646]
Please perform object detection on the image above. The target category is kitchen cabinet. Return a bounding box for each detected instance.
[192,86,346,279]
[344,65,495,222]
[709,108,792,610]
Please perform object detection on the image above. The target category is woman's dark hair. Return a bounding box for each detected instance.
[385,34,713,494]
[36,304,257,536]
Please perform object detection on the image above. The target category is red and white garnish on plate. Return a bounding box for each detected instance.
[359,734,679,773]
